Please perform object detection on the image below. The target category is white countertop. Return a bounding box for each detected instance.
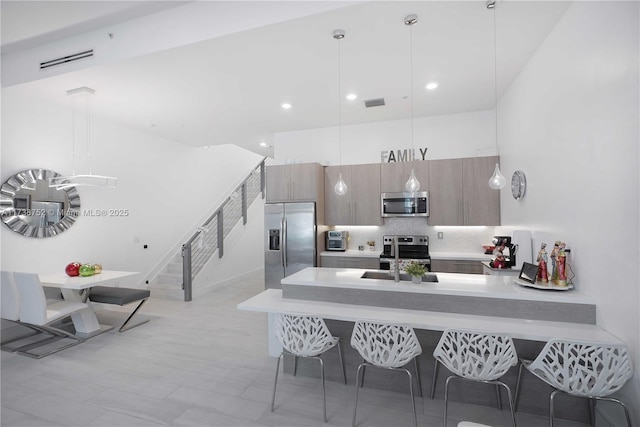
[238,289,618,343]
[281,267,594,305]
[430,251,493,261]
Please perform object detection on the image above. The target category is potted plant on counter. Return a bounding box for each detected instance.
[367,240,376,251]
[404,262,426,284]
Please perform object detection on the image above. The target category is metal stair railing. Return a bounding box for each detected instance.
[181,157,269,301]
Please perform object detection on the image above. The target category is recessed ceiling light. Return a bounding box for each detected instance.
[425,82,439,90]
[259,141,270,148]
[281,103,292,109]
[346,93,357,101]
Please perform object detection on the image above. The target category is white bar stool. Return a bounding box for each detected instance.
[350,320,423,427]
[514,338,633,427]
[271,312,346,422]
[432,328,518,427]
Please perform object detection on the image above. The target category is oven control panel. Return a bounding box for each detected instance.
[382,235,429,245]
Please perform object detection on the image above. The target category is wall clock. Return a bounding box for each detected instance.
[511,170,526,200]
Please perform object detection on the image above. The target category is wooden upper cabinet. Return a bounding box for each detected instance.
[380,162,408,193]
[324,166,351,225]
[427,156,500,226]
[428,158,464,225]
[266,163,324,203]
[324,164,382,226]
[351,163,383,226]
[380,161,429,193]
[265,165,290,202]
[463,156,500,226]
[267,157,498,227]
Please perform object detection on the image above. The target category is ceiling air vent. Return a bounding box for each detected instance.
[40,49,94,70]
[364,98,385,108]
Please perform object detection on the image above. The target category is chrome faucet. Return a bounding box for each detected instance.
[393,236,400,282]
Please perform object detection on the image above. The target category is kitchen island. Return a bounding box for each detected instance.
[238,267,619,423]
[281,267,595,324]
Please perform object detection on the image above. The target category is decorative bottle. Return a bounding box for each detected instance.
[536,243,549,283]
[556,244,567,287]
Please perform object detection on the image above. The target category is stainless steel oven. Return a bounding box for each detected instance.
[379,235,431,271]
[381,191,429,217]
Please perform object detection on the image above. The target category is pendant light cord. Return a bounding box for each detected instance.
[493,4,498,156]
[337,35,342,170]
[410,21,415,165]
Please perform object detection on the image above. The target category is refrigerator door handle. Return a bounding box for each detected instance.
[282,218,288,267]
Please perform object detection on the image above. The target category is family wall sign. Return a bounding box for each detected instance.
[380,147,428,163]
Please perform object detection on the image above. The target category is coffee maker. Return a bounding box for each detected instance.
[492,236,517,268]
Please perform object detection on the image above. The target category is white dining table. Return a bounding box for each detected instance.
[39,270,138,337]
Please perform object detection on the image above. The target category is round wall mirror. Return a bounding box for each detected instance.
[0,169,81,238]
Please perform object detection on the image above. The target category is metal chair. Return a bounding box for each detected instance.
[1,271,40,350]
[350,320,423,427]
[432,328,518,427]
[271,313,346,422]
[514,338,633,427]
[13,272,91,358]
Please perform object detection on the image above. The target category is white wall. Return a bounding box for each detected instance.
[274,109,496,165]
[1,87,264,287]
[204,196,265,286]
[498,1,639,421]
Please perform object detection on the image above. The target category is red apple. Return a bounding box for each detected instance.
[65,262,81,277]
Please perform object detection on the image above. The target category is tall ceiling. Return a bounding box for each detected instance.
[1,1,570,156]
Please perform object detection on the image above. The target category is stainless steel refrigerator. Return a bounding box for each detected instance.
[264,202,316,289]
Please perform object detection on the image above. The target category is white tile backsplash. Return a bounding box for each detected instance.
[330,219,496,255]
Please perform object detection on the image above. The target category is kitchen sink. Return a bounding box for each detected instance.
[360,271,438,283]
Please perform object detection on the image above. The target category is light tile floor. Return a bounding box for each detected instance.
[1,271,589,427]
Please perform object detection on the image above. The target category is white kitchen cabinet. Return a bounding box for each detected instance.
[428,156,500,226]
[324,164,383,225]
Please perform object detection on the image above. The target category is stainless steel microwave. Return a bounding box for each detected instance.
[381,191,429,217]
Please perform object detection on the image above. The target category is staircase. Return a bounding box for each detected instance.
[152,255,184,300]
[150,158,269,300]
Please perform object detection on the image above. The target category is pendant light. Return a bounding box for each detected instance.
[487,0,506,190]
[404,14,420,193]
[50,87,117,190]
[333,29,348,196]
